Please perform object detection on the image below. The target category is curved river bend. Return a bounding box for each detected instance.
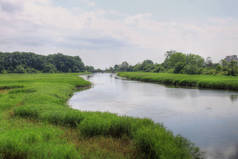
[69,73,238,159]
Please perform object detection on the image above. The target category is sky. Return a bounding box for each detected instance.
[0,0,238,68]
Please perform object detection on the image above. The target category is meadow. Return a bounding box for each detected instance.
[118,72,238,91]
[0,73,201,159]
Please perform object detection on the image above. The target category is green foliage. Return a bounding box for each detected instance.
[228,60,238,76]
[43,63,57,73]
[1,70,7,74]
[85,65,98,73]
[152,64,164,73]
[174,62,185,73]
[0,52,94,73]
[118,72,238,91]
[108,51,238,76]
[47,53,85,72]
[183,64,202,74]
[164,52,186,69]
[15,65,26,73]
[202,68,217,75]
[186,54,204,68]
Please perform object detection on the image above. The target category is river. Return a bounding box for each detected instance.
[69,73,238,159]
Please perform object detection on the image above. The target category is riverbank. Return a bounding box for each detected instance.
[118,72,238,91]
[0,73,201,159]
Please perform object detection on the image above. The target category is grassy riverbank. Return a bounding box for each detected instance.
[118,72,238,91]
[0,73,201,159]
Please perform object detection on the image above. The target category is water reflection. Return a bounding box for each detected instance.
[205,145,238,159]
[69,73,238,159]
[230,95,238,102]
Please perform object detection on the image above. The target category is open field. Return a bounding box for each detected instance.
[118,72,238,91]
[0,73,201,159]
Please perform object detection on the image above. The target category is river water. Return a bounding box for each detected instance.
[69,73,238,159]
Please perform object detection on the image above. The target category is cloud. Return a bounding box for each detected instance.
[0,0,238,68]
[81,0,96,7]
[0,0,23,13]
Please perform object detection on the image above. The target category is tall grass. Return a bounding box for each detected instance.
[118,72,238,91]
[0,73,89,158]
[0,128,80,159]
[0,73,203,159]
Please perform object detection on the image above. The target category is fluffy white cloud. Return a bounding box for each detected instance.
[0,0,238,68]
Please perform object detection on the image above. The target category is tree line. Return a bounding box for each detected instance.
[106,51,238,76]
[0,52,99,73]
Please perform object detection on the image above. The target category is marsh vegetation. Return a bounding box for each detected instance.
[118,72,238,90]
[0,73,202,159]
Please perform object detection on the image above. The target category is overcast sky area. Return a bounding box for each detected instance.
[0,0,238,68]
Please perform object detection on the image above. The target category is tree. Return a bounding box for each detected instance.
[186,54,204,68]
[174,62,185,73]
[0,52,86,73]
[152,64,164,73]
[144,64,154,72]
[164,50,176,59]
[184,64,201,74]
[113,65,120,72]
[43,64,57,73]
[228,60,238,76]
[133,63,143,72]
[0,60,4,73]
[215,64,222,73]
[205,57,213,67]
[85,66,95,72]
[119,61,129,72]
[15,65,26,73]
[163,52,186,69]
[47,53,85,72]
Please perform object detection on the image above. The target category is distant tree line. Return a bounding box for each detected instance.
[0,52,99,73]
[106,51,238,76]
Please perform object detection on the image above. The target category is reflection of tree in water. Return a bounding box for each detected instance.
[86,75,93,80]
[205,144,238,159]
[165,88,187,99]
[223,145,238,159]
[229,145,238,159]
[230,95,238,102]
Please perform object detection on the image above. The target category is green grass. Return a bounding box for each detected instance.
[0,127,80,159]
[118,72,238,91]
[0,73,202,159]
